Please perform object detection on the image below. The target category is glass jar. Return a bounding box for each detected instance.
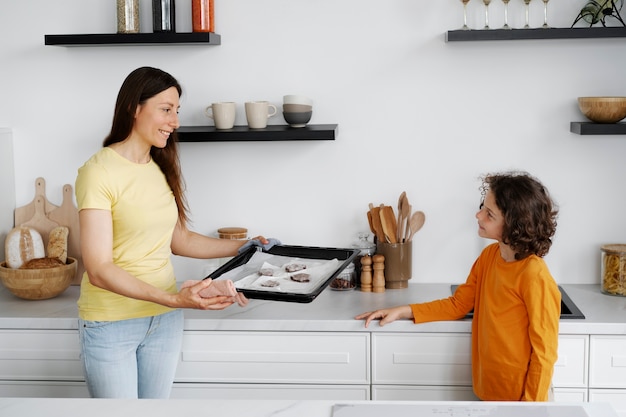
[600,244,626,296]
[192,0,214,32]
[152,0,176,33]
[353,232,376,287]
[330,263,356,291]
[117,0,140,33]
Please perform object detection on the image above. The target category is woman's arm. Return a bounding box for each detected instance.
[79,209,233,310]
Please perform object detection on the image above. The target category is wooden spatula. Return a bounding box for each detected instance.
[379,205,397,244]
[369,205,386,243]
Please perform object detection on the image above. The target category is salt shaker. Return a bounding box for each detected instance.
[360,255,372,292]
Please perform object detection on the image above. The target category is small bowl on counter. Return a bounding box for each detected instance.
[578,96,626,123]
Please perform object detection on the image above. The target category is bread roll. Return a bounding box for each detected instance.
[21,257,64,269]
[4,227,45,269]
[47,226,69,263]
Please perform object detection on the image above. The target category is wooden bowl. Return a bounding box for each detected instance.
[578,97,626,123]
[0,257,77,300]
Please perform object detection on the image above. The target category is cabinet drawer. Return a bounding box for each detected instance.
[0,330,82,381]
[590,335,626,388]
[372,385,478,401]
[589,389,626,417]
[171,383,369,400]
[372,333,471,385]
[553,335,588,388]
[176,331,370,384]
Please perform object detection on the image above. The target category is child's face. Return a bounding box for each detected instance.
[476,190,504,242]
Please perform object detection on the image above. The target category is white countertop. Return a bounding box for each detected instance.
[0,283,624,335]
[0,399,619,417]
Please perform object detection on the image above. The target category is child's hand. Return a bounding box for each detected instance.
[355,305,413,328]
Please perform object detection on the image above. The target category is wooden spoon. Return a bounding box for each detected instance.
[406,211,425,242]
[397,191,406,243]
[404,204,412,243]
[400,193,410,242]
[379,205,397,244]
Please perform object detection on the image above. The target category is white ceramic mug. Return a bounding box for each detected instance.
[205,102,236,130]
[245,101,277,129]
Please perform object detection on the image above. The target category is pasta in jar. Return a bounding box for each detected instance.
[601,244,626,296]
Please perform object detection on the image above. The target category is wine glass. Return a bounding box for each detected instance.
[523,0,532,28]
[460,0,471,30]
[502,0,511,29]
[483,0,492,29]
[542,0,550,28]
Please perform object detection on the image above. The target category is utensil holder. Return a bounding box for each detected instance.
[376,241,412,289]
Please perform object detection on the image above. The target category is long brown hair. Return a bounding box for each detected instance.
[103,67,189,226]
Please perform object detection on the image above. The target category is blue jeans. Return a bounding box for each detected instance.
[78,309,183,398]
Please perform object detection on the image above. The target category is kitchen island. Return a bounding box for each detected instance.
[0,398,620,417]
[0,284,624,414]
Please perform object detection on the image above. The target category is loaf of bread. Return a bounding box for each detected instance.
[21,257,64,269]
[4,227,45,269]
[47,226,69,263]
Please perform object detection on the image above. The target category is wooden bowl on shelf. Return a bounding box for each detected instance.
[0,257,77,300]
[578,97,626,123]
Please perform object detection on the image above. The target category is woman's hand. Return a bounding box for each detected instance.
[175,279,237,310]
[355,305,413,328]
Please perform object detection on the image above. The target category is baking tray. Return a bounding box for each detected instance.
[205,244,360,303]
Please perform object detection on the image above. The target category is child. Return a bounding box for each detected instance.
[356,171,561,401]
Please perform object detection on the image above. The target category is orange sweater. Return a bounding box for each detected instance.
[410,243,560,401]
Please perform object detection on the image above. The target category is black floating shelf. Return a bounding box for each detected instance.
[177,124,338,142]
[44,32,221,46]
[570,122,626,135]
[446,26,626,42]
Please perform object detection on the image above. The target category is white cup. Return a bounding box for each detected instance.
[245,101,277,129]
[205,102,236,130]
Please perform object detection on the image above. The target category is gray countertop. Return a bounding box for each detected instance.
[0,283,624,335]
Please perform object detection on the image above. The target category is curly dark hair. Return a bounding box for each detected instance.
[480,171,558,260]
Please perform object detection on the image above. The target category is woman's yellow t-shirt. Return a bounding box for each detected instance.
[75,147,178,321]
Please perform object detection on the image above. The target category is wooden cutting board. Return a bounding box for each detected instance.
[14,177,59,227]
[48,184,83,285]
[20,196,60,249]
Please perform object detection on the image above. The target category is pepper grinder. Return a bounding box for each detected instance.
[372,254,385,293]
[360,255,372,292]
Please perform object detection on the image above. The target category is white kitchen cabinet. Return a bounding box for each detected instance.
[372,385,478,401]
[171,383,369,400]
[173,331,369,398]
[0,381,88,398]
[371,333,474,400]
[589,389,626,417]
[0,330,82,381]
[553,335,589,389]
[553,388,588,402]
[588,336,626,416]
[589,335,626,388]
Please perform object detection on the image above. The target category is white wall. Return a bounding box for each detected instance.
[1,0,625,285]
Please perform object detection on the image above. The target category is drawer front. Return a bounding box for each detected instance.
[0,381,88,398]
[0,330,82,381]
[590,336,626,388]
[177,331,370,384]
[171,383,369,400]
[372,333,472,385]
[553,335,588,388]
[372,385,478,401]
[553,388,588,402]
[589,389,626,417]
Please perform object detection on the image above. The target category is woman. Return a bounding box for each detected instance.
[75,67,274,398]
[356,172,561,401]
